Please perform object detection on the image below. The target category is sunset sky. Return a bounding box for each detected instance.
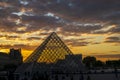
[0,0,120,61]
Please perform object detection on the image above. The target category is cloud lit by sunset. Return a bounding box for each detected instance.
[0,0,120,61]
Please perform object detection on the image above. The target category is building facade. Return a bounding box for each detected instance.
[0,48,23,68]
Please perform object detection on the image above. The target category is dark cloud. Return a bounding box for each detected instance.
[94,54,120,58]
[0,20,19,32]
[62,24,103,33]
[0,44,36,50]
[0,0,120,35]
[71,41,90,46]
[104,36,120,43]
[65,39,90,46]
[91,42,101,45]
[0,35,20,40]
[6,35,20,39]
[92,24,120,34]
[109,26,120,34]
[26,0,120,20]
[27,37,42,40]
[21,14,64,27]
[103,12,120,21]
[107,37,119,41]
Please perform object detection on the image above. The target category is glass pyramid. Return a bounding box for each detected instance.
[24,32,73,63]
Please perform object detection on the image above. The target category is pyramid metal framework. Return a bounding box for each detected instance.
[24,32,73,63]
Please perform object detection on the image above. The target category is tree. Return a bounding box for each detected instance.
[106,60,120,68]
[83,56,96,68]
[94,60,104,67]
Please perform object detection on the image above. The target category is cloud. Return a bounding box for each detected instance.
[94,54,120,58]
[71,41,90,46]
[0,0,120,51]
[62,23,103,34]
[21,14,64,27]
[104,36,120,44]
[108,26,120,34]
[0,44,36,50]
[0,35,20,40]
[0,0,120,35]
[27,37,42,40]
[64,39,90,46]
[92,24,120,34]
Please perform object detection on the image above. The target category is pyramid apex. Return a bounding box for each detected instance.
[51,32,57,34]
[49,32,58,37]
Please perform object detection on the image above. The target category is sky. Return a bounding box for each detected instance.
[0,0,120,61]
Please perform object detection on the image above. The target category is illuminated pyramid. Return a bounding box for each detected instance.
[24,32,73,63]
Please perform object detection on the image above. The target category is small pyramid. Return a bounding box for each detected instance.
[24,32,73,63]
